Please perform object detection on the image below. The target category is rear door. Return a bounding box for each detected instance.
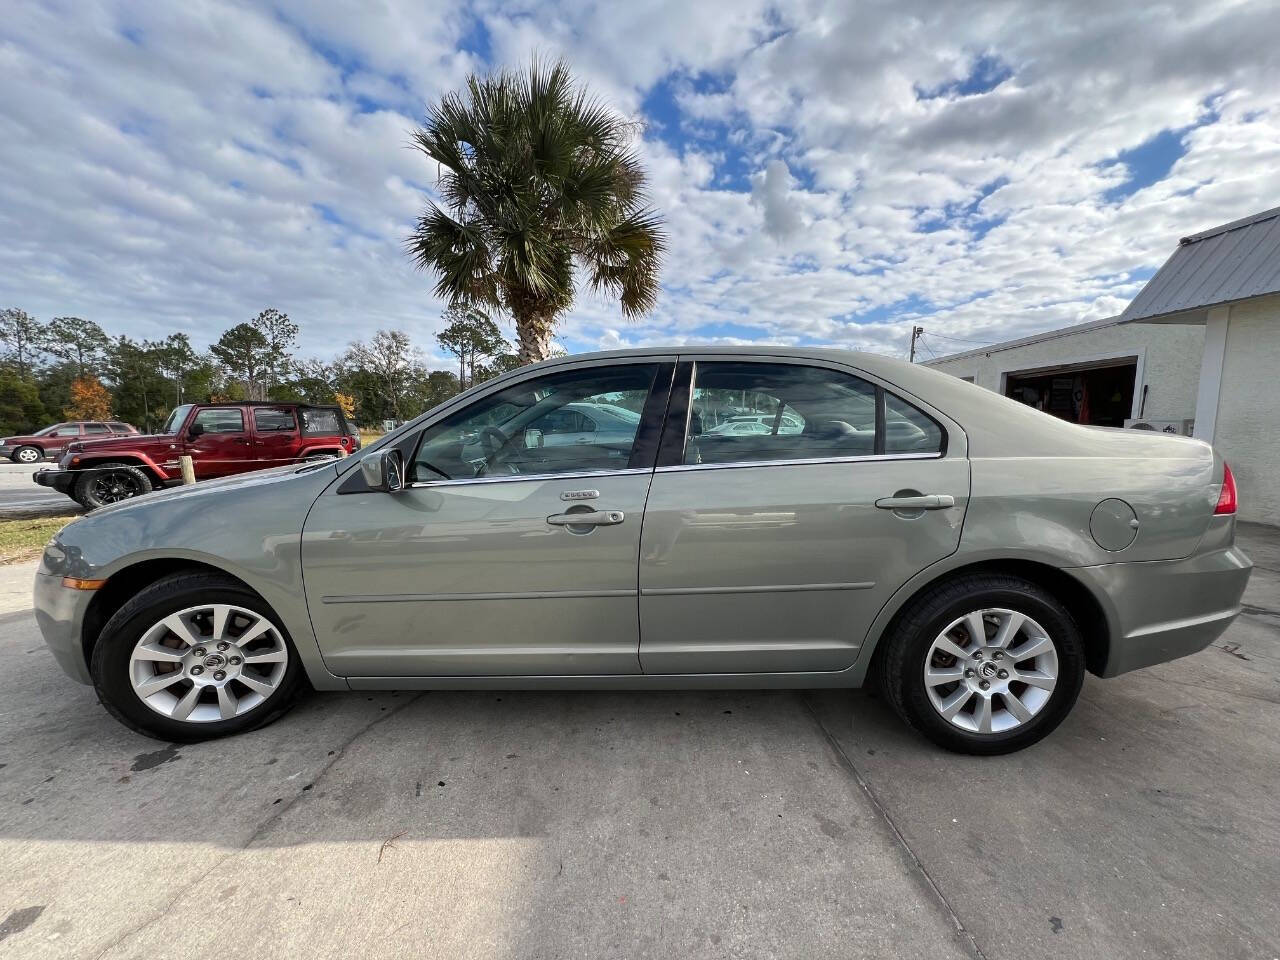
[250,406,300,466]
[184,406,253,479]
[638,357,969,675]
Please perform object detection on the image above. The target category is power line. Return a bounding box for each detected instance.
[923,331,996,346]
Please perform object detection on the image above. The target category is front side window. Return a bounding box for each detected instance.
[192,408,246,434]
[411,364,659,482]
[52,425,81,437]
[253,407,297,432]
[682,362,942,465]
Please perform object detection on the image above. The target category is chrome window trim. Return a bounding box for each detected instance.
[655,452,942,474]
[407,466,654,489]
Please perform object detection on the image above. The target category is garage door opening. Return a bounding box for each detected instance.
[1004,358,1137,426]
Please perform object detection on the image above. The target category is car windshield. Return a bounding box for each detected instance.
[33,424,60,436]
[160,404,193,434]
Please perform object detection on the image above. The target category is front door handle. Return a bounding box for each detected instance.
[874,494,955,510]
[547,510,625,526]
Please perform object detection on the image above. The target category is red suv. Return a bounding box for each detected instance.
[35,402,359,509]
[1,421,139,463]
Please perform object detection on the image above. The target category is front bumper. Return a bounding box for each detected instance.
[34,469,77,496]
[1074,537,1253,677]
[33,571,96,685]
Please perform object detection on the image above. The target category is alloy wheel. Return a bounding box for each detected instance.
[127,604,290,722]
[90,473,142,504]
[923,608,1059,735]
[17,448,39,463]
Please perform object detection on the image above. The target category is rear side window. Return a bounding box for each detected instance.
[682,362,943,466]
[83,423,110,435]
[253,407,297,432]
[192,408,246,434]
[300,408,341,435]
[884,392,943,453]
[108,422,133,433]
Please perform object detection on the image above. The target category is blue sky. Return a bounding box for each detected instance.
[1,0,1278,368]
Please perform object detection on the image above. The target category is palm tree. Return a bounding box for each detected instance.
[406,59,666,364]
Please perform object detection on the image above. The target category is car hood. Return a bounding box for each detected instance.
[70,432,166,450]
[85,461,339,520]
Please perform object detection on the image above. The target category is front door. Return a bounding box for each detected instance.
[302,359,674,677]
[638,358,969,674]
[184,406,253,479]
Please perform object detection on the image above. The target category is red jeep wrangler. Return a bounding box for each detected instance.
[35,402,359,509]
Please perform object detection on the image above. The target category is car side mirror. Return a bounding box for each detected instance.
[187,423,205,439]
[360,449,405,493]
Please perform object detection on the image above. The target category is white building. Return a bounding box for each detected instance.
[926,205,1280,525]
[923,315,1204,430]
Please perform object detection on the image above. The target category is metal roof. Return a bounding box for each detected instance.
[1121,205,1280,323]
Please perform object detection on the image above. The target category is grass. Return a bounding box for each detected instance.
[358,428,385,443]
[0,514,77,564]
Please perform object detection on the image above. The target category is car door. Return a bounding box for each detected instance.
[183,406,253,479]
[638,357,970,675]
[302,358,675,678]
[45,424,83,458]
[250,406,300,466]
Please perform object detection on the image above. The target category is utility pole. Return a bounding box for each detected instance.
[908,325,924,362]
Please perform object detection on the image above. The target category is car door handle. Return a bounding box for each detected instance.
[546,510,625,526]
[874,494,955,510]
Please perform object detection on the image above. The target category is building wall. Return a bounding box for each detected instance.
[926,321,1205,423]
[1211,294,1280,524]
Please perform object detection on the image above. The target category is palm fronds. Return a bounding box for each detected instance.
[407,58,667,361]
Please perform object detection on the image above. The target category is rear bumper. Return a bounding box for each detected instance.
[34,469,77,496]
[1074,540,1253,677]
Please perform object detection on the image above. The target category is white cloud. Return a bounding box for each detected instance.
[1,0,1278,366]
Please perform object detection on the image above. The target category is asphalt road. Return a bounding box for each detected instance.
[0,463,79,518]
[0,525,1276,959]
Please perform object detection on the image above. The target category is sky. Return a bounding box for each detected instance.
[2,0,1279,368]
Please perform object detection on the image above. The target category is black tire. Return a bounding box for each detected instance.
[90,572,305,742]
[11,445,42,464]
[73,462,153,509]
[876,574,1085,755]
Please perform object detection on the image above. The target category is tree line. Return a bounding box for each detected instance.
[0,305,525,435]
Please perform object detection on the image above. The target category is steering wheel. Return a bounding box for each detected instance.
[478,426,508,459]
[475,426,517,477]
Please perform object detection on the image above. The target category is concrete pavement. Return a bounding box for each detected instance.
[0,525,1277,959]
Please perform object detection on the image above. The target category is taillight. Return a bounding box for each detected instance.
[1214,462,1237,515]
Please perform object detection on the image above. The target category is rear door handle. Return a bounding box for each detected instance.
[875,494,955,510]
[547,510,625,526]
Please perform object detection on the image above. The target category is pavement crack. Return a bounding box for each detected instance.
[800,694,989,960]
[88,692,425,960]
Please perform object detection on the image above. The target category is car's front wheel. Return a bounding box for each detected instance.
[91,572,304,741]
[12,445,42,463]
[877,574,1085,754]
[73,463,152,509]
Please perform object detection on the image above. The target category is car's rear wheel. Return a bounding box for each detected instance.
[877,574,1085,754]
[12,445,41,463]
[91,572,304,741]
[73,463,152,509]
